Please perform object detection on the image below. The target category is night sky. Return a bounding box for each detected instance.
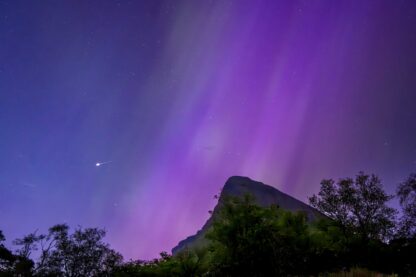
[1,0,416,260]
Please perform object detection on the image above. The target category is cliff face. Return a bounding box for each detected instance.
[172,176,324,254]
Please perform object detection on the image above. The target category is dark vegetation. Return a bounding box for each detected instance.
[1,172,416,276]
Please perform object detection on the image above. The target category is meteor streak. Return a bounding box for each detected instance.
[95,161,112,167]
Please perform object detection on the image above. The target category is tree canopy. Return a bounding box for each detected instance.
[7,224,122,277]
[309,172,396,242]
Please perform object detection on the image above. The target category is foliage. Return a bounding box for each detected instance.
[308,172,402,272]
[309,172,397,242]
[205,194,335,276]
[113,251,207,277]
[0,230,34,277]
[397,173,416,237]
[383,236,416,276]
[326,267,398,277]
[0,231,14,276]
[3,172,416,276]
[11,224,122,276]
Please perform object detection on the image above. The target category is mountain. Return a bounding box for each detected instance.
[172,176,324,255]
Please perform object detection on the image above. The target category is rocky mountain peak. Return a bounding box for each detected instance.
[172,176,323,254]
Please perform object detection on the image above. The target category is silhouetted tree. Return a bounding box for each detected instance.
[0,230,33,277]
[380,173,416,276]
[14,224,122,277]
[309,172,397,242]
[0,230,14,275]
[397,173,416,238]
[308,172,400,272]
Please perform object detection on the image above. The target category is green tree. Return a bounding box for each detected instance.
[205,194,318,276]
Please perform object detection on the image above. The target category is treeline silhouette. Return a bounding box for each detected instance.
[1,172,415,276]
